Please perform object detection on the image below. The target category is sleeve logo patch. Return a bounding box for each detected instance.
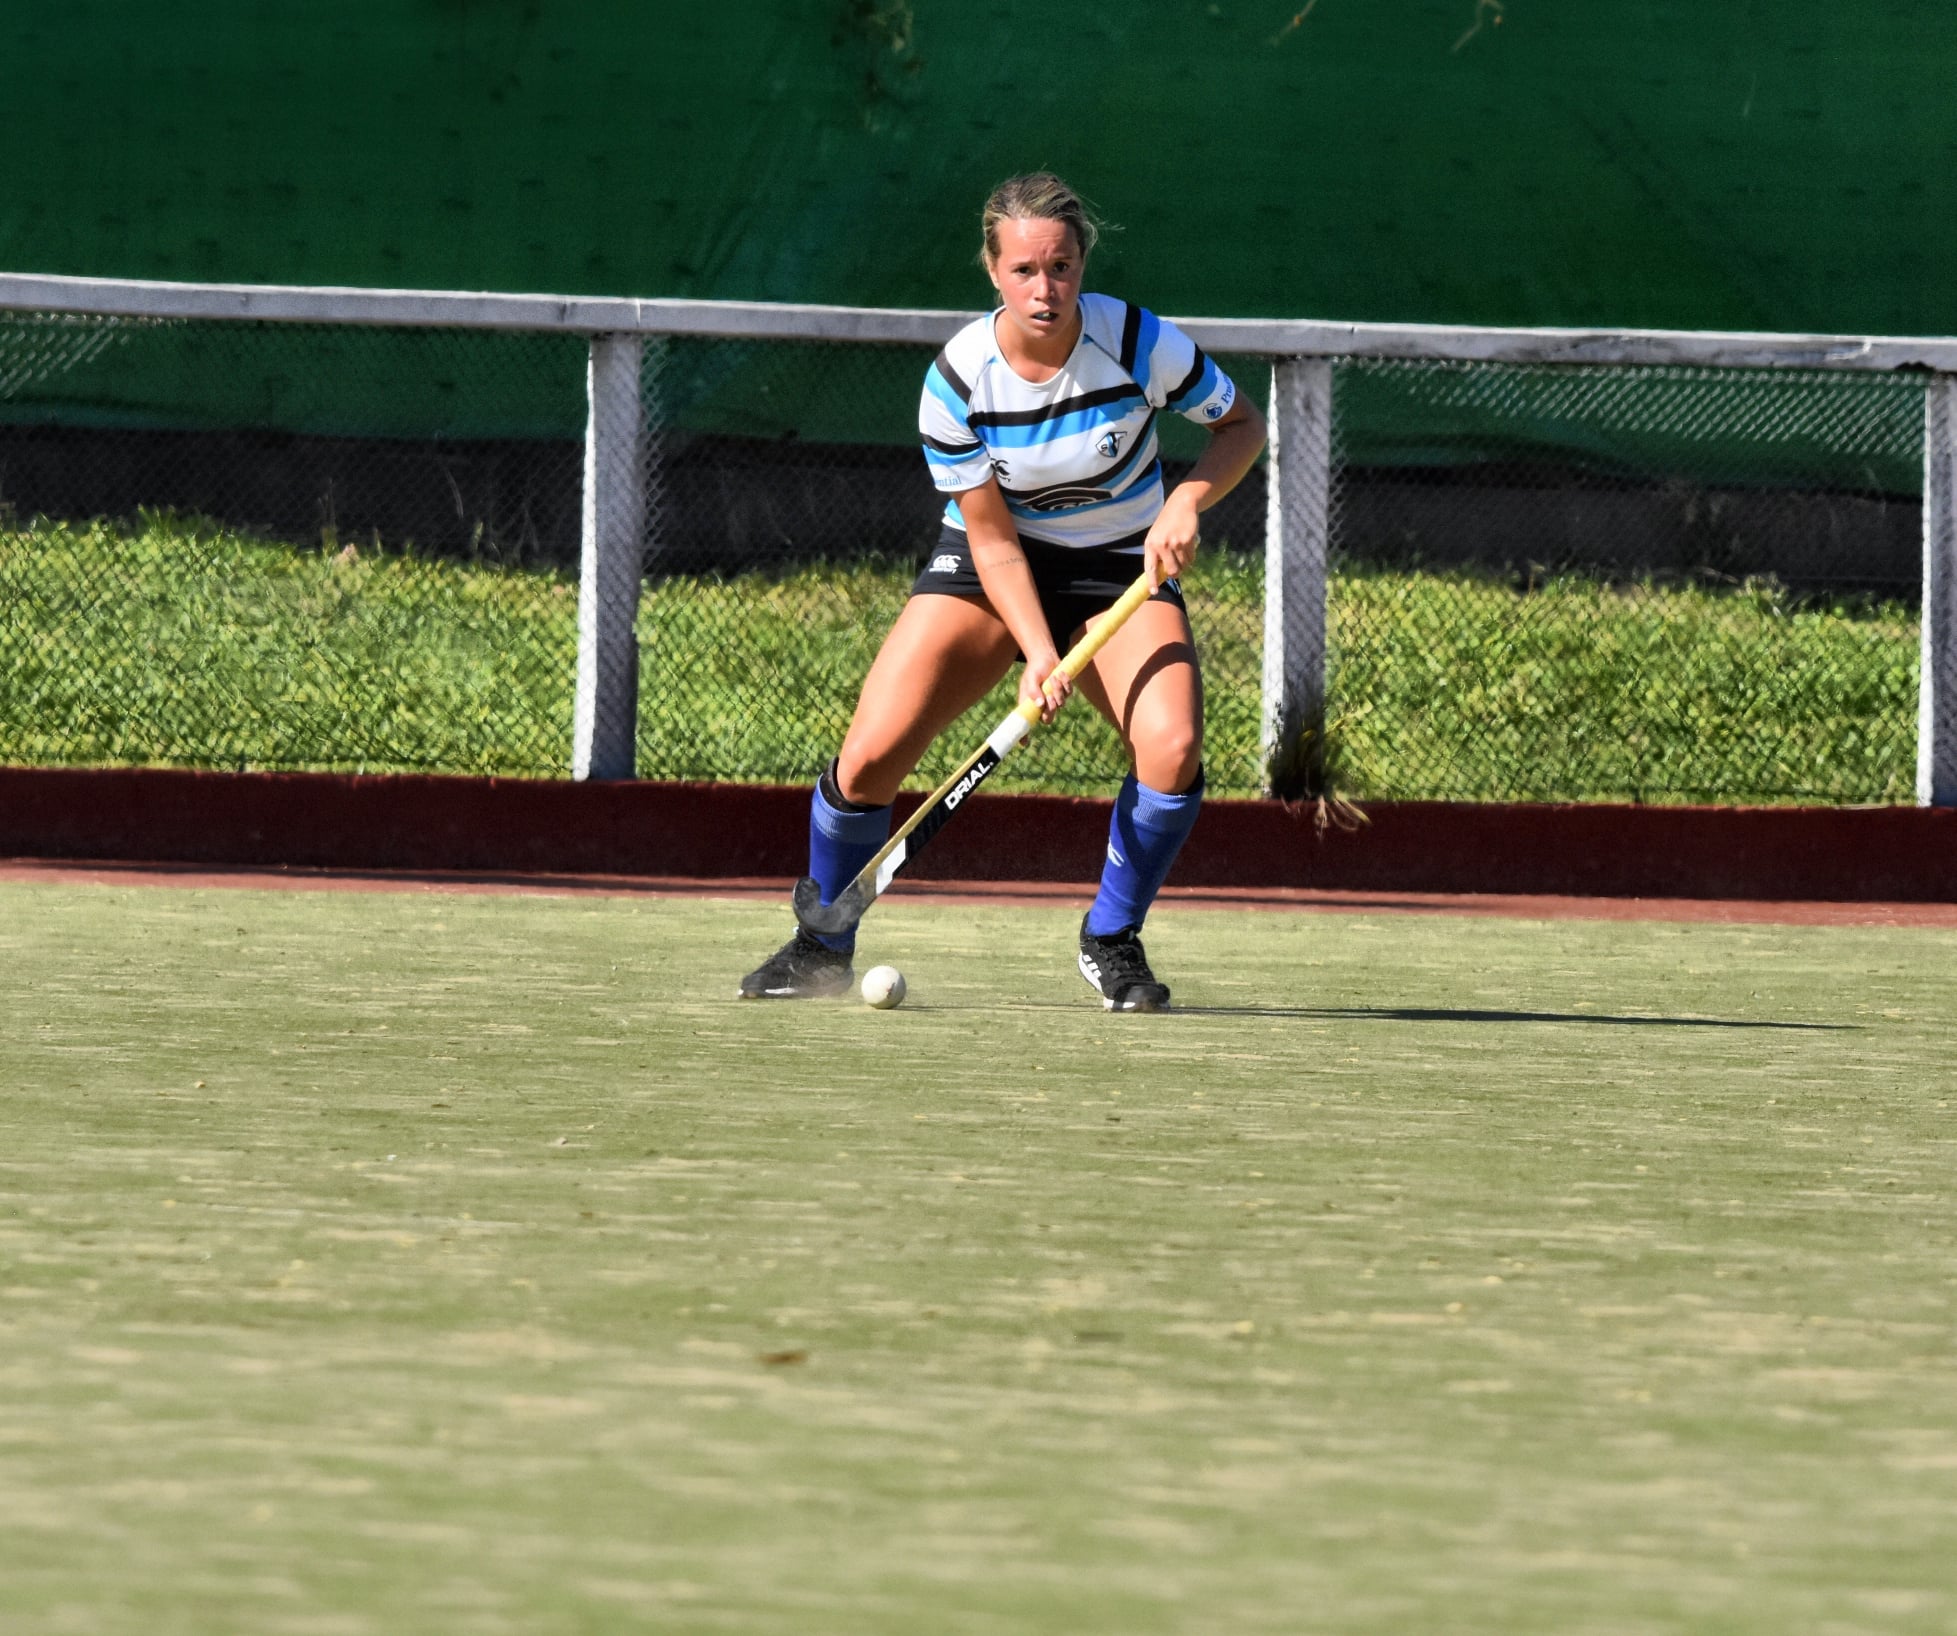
[1203,380,1236,420]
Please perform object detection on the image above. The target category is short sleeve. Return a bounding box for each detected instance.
[1149,316,1239,425]
[918,351,992,494]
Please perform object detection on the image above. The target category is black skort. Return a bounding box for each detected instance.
[910,525,1186,651]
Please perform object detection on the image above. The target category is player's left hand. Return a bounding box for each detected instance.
[1143,493,1201,591]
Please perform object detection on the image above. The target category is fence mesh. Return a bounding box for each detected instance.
[0,312,586,774]
[0,305,1932,805]
[1323,359,1925,805]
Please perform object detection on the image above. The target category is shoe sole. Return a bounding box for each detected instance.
[736,982,852,1000]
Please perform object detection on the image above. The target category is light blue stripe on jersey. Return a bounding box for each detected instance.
[983,394,1145,448]
[1003,461,1162,521]
[923,365,969,419]
[1097,425,1160,491]
[1166,356,1222,411]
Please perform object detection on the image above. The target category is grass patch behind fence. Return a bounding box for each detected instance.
[0,513,1921,802]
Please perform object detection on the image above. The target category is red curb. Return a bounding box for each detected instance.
[1,766,1953,904]
[6,857,1957,927]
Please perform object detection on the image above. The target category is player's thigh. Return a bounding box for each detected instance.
[1075,599,1203,791]
[837,594,1017,805]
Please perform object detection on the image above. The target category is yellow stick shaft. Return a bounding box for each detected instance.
[1012,571,1157,725]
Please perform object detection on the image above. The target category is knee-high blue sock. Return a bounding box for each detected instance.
[1086,770,1204,938]
[808,769,891,954]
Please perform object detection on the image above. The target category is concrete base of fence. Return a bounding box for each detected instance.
[2,767,1955,903]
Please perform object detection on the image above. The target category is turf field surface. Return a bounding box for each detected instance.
[3,881,1955,1634]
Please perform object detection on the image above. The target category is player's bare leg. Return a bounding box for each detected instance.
[835,593,1019,806]
[1075,598,1203,791]
[1070,599,1204,1010]
[740,594,1014,999]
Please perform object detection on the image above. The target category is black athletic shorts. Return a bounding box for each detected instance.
[910,525,1186,651]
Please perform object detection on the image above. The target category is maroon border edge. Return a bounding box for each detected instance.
[2,766,1952,903]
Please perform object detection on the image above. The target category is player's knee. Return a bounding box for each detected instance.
[834,744,904,808]
[1136,724,1202,793]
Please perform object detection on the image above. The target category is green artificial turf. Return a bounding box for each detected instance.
[0,514,1920,803]
[3,881,1955,1633]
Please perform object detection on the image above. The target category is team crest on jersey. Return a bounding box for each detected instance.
[1095,430,1124,459]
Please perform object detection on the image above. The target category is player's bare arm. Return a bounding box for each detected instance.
[1142,397,1268,590]
[957,478,1071,722]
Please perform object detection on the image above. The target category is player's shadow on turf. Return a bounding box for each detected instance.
[1177,1006,1850,1031]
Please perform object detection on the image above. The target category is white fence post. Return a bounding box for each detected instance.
[1262,357,1334,798]
[1920,374,1957,806]
[573,334,645,781]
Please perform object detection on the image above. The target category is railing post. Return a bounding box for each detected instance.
[574,333,645,781]
[1917,371,1949,806]
[1262,357,1333,798]
[1921,375,1957,806]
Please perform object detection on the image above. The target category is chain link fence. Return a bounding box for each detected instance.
[1323,358,1927,804]
[1,310,587,775]
[1,283,1949,806]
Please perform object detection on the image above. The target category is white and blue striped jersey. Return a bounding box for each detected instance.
[919,293,1238,550]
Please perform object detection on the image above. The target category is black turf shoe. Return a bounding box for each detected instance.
[738,928,854,1000]
[1077,915,1172,1012]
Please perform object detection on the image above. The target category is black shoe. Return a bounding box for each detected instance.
[1077,915,1171,1012]
[738,928,854,999]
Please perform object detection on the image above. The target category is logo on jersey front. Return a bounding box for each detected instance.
[1025,485,1112,512]
[1095,430,1125,459]
[989,456,1012,481]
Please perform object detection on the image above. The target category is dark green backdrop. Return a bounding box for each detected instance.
[4,1,1954,448]
[9,0,1955,329]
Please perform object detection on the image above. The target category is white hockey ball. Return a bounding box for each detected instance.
[860,965,907,1009]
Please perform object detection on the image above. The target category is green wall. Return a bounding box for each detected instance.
[7,0,1956,333]
[3,0,1952,467]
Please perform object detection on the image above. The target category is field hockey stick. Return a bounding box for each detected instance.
[793,569,1157,938]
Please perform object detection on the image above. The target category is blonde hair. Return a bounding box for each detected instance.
[979,172,1103,267]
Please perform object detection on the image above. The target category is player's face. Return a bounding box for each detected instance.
[986,217,1084,352]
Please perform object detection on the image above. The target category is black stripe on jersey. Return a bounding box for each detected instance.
[966,381,1144,429]
[1165,347,1211,409]
[1118,301,1142,374]
[921,431,983,455]
[1001,451,1161,511]
[931,348,973,404]
[1094,412,1160,488]
[998,416,1158,501]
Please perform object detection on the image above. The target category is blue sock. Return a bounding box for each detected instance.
[807,771,891,954]
[1086,770,1204,938]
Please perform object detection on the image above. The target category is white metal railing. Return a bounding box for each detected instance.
[4,270,1954,804]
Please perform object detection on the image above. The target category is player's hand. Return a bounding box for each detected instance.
[1020,647,1071,724]
[1143,492,1202,590]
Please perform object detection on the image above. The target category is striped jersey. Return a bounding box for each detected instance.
[919,292,1238,550]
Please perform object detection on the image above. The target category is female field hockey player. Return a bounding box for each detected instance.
[739,172,1266,1010]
